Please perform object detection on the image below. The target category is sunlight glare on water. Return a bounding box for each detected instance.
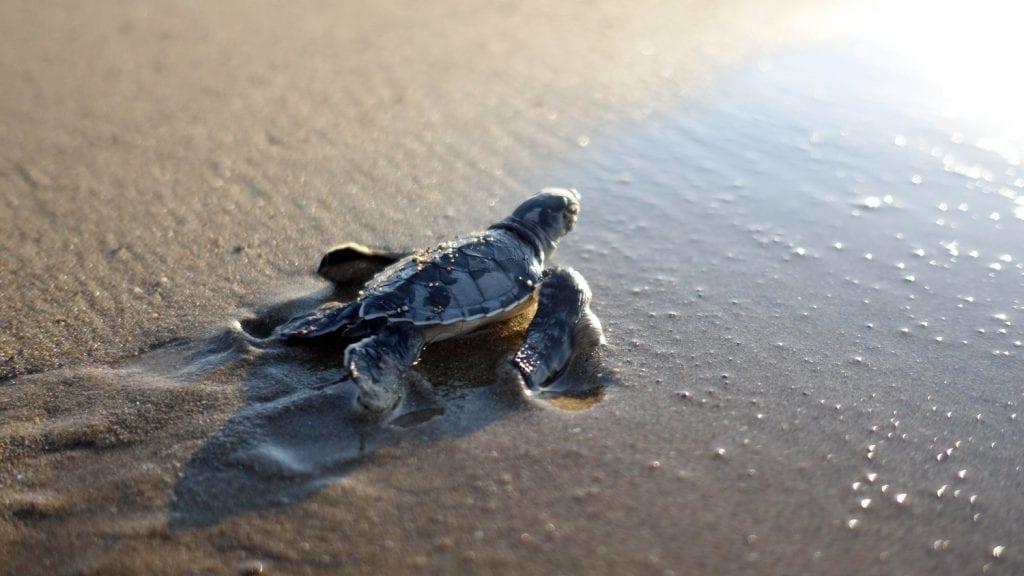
[862,1,1024,143]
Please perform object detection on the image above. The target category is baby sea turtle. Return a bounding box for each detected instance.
[275,188,604,412]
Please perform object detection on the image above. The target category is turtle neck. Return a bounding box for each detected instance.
[488,217,556,263]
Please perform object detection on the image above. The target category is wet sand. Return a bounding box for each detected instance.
[4,1,1023,575]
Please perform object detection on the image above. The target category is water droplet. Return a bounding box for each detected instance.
[911,174,923,184]
[866,473,878,483]
[936,484,949,498]
[847,518,860,529]
[864,196,882,209]
[895,493,907,505]
[993,546,1005,559]
[958,469,967,480]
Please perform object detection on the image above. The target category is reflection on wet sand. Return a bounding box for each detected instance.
[170,283,608,528]
[170,324,508,529]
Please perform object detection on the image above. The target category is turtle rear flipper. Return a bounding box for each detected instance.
[318,243,409,285]
[344,323,426,412]
[512,267,605,390]
[275,300,360,340]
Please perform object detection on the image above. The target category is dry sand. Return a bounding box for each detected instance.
[5,1,1023,575]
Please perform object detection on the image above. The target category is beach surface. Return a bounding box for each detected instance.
[3,1,1023,575]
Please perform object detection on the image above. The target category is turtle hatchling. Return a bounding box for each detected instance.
[275,188,604,412]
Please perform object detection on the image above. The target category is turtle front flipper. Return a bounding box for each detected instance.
[318,242,409,285]
[344,322,426,412]
[512,267,605,390]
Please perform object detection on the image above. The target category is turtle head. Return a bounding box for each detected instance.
[497,188,581,261]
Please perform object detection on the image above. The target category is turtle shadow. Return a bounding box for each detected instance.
[167,293,609,530]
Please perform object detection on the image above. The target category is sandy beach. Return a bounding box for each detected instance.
[4,1,1024,574]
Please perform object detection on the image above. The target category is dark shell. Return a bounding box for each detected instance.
[358,229,542,325]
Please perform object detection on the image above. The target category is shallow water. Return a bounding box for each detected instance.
[572,44,1023,376]
[552,41,1023,573]
[4,29,1024,576]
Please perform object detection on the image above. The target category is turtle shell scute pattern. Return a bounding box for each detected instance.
[359,231,541,325]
